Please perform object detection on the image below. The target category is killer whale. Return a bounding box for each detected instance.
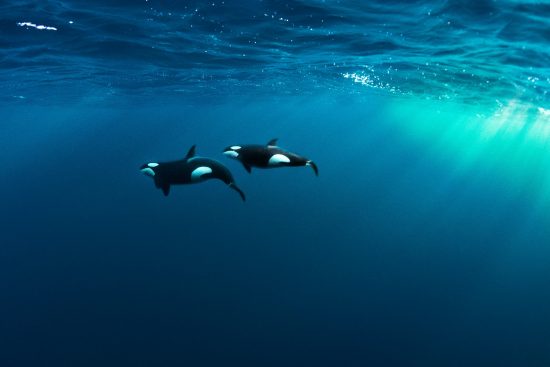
[223,139,318,176]
[141,145,246,201]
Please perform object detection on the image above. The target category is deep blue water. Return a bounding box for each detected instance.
[1,1,550,367]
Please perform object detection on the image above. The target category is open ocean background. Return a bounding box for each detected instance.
[1,1,550,366]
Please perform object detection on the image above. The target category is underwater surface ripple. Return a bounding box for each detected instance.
[1,0,548,105]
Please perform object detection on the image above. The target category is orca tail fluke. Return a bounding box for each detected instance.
[229,183,246,202]
[306,160,318,176]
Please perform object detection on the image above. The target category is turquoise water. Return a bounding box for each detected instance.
[1,1,550,366]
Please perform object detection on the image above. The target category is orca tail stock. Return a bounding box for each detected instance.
[229,182,246,202]
[306,160,318,176]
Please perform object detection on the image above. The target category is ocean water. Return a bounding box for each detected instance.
[1,1,550,366]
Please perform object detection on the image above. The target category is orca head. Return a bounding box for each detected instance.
[140,162,159,178]
[223,145,241,160]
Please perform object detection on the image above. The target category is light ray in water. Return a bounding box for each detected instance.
[387,98,550,208]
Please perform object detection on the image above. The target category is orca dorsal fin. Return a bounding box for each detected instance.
[267,138,278,147]
[185,145,196,160]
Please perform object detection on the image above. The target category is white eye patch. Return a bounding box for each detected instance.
[148,163,159,168]
[268,154,291,165]
[191,166,213,181]
[230,146,242,150]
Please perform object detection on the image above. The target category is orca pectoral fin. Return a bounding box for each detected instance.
[306,160,318,176]
[242,162,252,173]
[229,183,246,202]
[267,138,278,146]
[161,184,171,196]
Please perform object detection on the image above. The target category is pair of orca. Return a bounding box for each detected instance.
[140,139,318,201]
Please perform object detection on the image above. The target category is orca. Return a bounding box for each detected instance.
[223,139,318,176]
[141,145,245,201]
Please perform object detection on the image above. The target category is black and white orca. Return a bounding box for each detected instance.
[140,145,246,201]
[223,139,318,176]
